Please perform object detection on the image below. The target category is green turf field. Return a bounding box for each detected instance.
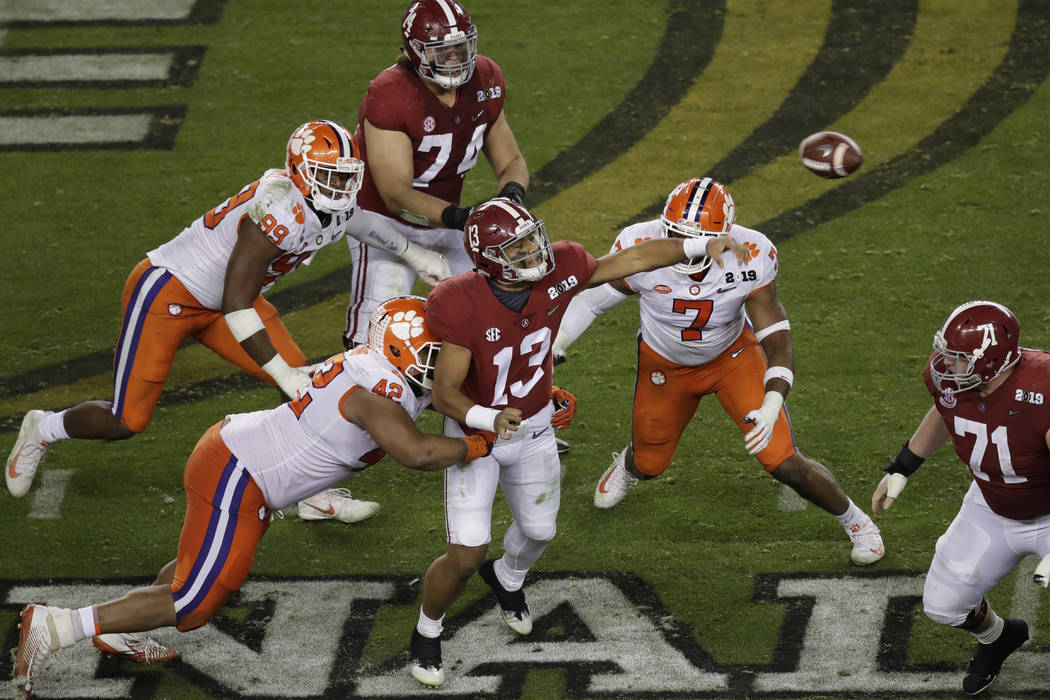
[2,1,1050,698]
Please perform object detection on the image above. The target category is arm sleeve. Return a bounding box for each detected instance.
[553,283,630,355]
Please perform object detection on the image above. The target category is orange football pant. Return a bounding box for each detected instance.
[112,259,306,432]
[631,328,797,476]
[171,422,270,632]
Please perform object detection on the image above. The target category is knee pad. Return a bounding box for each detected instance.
[514,519,557,544]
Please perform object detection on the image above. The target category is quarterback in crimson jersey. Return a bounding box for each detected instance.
[554,178,885,568]
[12,298,497,699]
[341,0,530,349]
[406,197,748,688]
[873,300,1050,695]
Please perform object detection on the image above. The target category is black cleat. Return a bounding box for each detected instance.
[479,558,532,634]
[962,618,1029,695]
[409,628,444,687]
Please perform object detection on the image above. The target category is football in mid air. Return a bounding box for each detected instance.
[798,131,863,179]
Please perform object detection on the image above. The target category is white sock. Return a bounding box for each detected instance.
[493,557,527,592]
[415,607,444,639]
[834,499,867,529]
[72,606,98,642]
[37,410,70,443]
[974,614,1005,644]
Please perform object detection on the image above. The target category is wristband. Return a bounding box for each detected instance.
[465,404,500,432]
[497,181,526,205]
[884,441,925,477]
[755,320,791,342]
[681,237,709,260]
[763,366,794,387]
[441,204,471,230]
[885,473,908,499]
[225,308,265,342]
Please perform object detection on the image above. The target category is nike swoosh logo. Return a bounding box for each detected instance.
[1009,408,1026,415]
[716,286,735,294]
[730,344,749,358]
[472,110,485,122]
[546,304,561,316]
[8,455,21,479]
[597,469,616,494]
[303,502,335,515]
[531,427,549,439]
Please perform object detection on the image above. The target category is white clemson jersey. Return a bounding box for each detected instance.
[616,220,779,366]
[220,347,428,510]
[148,168,355,309]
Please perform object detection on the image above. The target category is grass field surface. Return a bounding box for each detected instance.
[2,1,1049,698]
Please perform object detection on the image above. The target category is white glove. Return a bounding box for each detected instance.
[262,356,312,399]
[552,331,569,365]
[402,240,452,286]
[743,391,784,455]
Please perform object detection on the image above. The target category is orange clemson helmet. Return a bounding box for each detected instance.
[367,295,442,396]
[661,177,736,274]
[286,120,364,214]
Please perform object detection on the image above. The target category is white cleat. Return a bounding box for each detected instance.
[13,604,60,699]
[594,447,638,509]
[848,520,885,565]
[6,410,53,498]
[297,488,380,524]
[93,632,180,663]
[479,559,532,635]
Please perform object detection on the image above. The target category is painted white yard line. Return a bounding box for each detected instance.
[28,469,73,519]
[0,0,198,23]
[0,52,175,83]
[0,113,153,146]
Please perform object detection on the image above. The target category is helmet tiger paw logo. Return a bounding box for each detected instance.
[288,128,316,158]
[389,310,425,340]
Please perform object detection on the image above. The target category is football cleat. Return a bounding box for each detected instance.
[594,447,638,509]
[962,618,1029,695]
[479,559,532,635]
[93,632,180,663]
[555,437,570,455]
[14,605,60,699]
[847,520,885,566]
[6,410,53,498]
[297,488,380,524]
[409,629,445,687]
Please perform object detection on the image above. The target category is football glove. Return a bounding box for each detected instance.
[462,430,497,461]
[743,391,783,455]
[441,204,471,231]
[497,181,526,205]
[551,386,577,430]
[402,240,452,286]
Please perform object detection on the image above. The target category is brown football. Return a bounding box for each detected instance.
[798,131,863,179]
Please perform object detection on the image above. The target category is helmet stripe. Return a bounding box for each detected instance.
[684,177,712,223]
[318,119,352,157]
[434,0,457,25]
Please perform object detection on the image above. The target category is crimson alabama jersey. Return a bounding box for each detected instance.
[614,219,778,366]
[220,347,428,510]
[427,240,596,419]
[149,168,354,309]
[353,56,506,226]
[924,348,1050,520]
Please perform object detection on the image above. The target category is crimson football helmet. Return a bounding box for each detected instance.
[401,0,477,89]
[930,300,1020,393]
[367,295,442,396]
[464,198,554,284]
[286,120,364,214]
[661,177,736,274]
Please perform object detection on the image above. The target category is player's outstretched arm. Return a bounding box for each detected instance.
[341,388,492,470]
[872,406,950,514]
[553,281,633,361]
[589,235,748,288]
